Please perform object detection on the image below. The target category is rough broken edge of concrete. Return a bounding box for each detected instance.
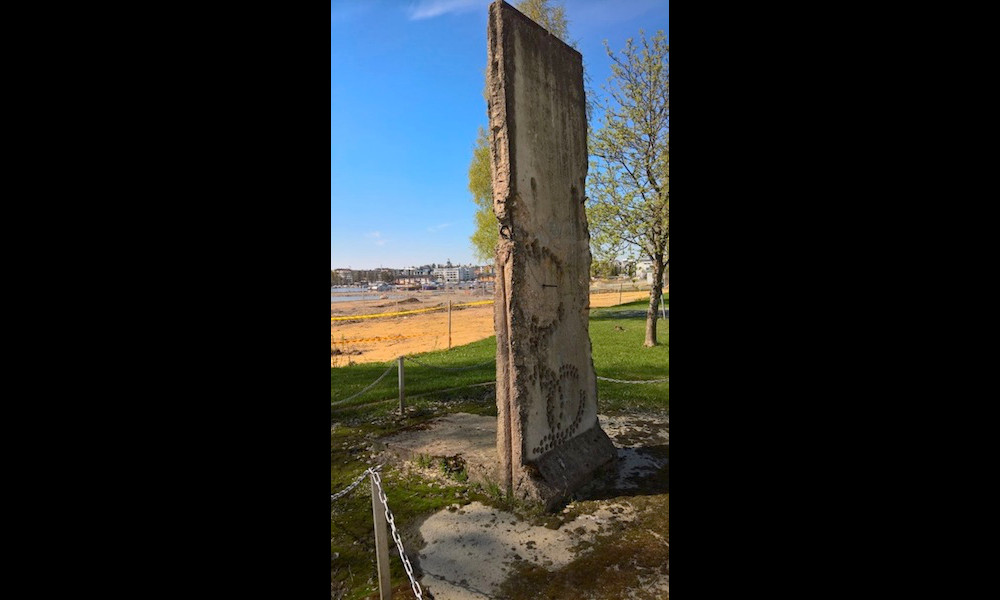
[487,0,617,511]
[488,0,516,500]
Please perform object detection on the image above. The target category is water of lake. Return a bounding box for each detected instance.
[331,287,409,303]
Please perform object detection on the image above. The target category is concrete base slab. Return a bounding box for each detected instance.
[418,499,638,600]
[380,412,669,505]
[381,413,501,486]
[406,411,669,599]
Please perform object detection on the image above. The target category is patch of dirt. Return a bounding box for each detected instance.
[330,347,361,356]
[331,291,656,366]
[330,290,491,318]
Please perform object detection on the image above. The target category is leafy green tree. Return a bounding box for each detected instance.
[469,127,496,262]
[588,31,669,347]
[516,0,569,41]
[590,257,614,279]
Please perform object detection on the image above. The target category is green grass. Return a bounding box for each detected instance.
[332,296,668,418]
[331,294,668,598]
[589,297,669,412]
[330,337,498,421]
[330,458,473,599]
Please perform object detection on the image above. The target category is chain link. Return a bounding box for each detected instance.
[596,375,670,384]
[331,362,397,406]
[330,465,382,504]
[405,355,495,371]
[370,470,423,600]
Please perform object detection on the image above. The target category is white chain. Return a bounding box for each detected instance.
[405,355,495,371]
[331,362,396,406]
[369,469,424,600]
[330,465,382,504]
[596,375,670,384]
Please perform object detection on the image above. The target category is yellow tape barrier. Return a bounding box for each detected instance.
[331,299,493,321]
[332,334,411,344]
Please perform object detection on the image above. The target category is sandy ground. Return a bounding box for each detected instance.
[331,289,493,318]
[331,290,656,366]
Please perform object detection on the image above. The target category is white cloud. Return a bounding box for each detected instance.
[408,0,488,20]
[427,223,452,233]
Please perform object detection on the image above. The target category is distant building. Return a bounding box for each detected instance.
[334,264,499,286]
[635,260,654,284]
[397,274,434,285]
[434,266,473,283]
[402,266,433,277]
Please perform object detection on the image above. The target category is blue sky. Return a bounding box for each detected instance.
[332,0,669,269]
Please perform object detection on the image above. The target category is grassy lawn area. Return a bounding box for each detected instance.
[590,296,669,412]
[331,295,668,598]
[330,336,499,421]
[331,296,668,417]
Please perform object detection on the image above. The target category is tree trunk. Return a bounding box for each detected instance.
[644,254,665,347]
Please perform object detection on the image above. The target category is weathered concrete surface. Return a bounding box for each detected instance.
[487,0,616,508]
[380,413,498,487]
[395,411,669,598]
[418,500,638,600]
[380,412,668,495]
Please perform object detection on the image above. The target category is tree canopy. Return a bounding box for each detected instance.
[468,127,496,263]
[587,30,669,346]
[516,0,569,41]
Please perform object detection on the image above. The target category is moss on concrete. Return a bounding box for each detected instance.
[496,494,669,599]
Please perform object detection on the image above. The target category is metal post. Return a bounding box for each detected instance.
[371,478,392,600]
[448,300,452,349]
[397,356,405,415]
